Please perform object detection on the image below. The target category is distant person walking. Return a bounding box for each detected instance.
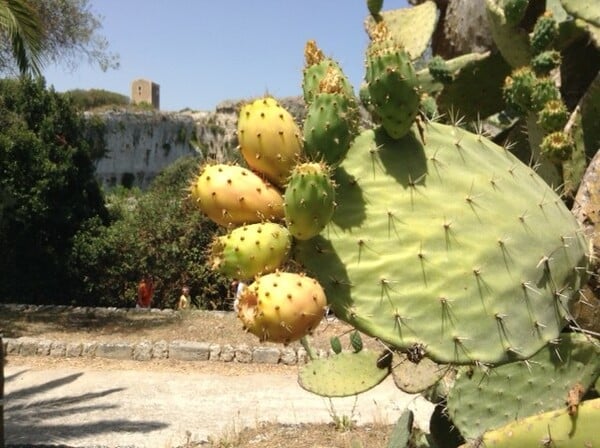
[177,286,191,310]
[136,275,155,308]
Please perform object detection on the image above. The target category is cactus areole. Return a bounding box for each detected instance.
[294,122,589,365]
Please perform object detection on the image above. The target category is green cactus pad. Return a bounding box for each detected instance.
[298,350,390,397]
[447,333,600,440]
[559,0,600,33]
[294,122,589,365]
[283,162,336,241]
[486,0,532,67]
[365,1,438,61]
[303,91,360,166]
[530,12,559,55]
[437,51,511,121]
[392,355,448,394]
[209,222,292,280]
[478,397,600,447]
[366,31,420,139]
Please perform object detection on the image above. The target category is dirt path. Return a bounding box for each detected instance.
[5,359,435,447]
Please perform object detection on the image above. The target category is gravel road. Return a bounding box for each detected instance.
[5,361,434,447]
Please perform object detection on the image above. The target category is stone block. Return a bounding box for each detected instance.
[19,337,38,356]
[209,343,221,361]
[82,342,97,357]
[66,342,83,357]
[235,344,252,363]
[252,347,280,364]
[152,340,169,359]
[36,339,53,356]
[5,338,20,355]
[50,341,66,357]
[280,347,298,366]
[96,342,133,360]
[133,341,153,361]
[220,344,235,362]
[169,340,211,361]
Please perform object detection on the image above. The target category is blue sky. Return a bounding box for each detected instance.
[42,0,408,112]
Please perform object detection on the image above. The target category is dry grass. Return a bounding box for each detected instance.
[0,305,381,353]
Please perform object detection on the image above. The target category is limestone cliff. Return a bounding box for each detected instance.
[89,96,305,190]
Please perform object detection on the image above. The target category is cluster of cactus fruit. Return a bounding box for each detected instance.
[188,0,599,446]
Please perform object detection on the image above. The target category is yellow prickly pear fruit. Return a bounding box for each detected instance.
[237,97,303,188]
[190,163,284,227]
[237,271,327,344]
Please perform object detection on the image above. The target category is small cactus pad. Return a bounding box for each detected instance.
[284,162,336,240]
[476,397,600,447]
[366,23,420,140]
[237,272,327,344]
[447,333,600,440]
[364,1,438,61]
[294,122,589,365]
[237,97,302,187]
[209,222,292,280]
[298,350,390,397]
[392,355,448,394]
[190,163,284,227]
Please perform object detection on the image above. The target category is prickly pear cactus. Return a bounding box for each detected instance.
[303,66,360,165]
[237,97,302,187]
[365,21,421,140]
[209,222,292,280]
[294,122,589,365]
[447,333,600,440]
[298,350,390,397]
[284,162,336,241]
[237,271,327,344]
[189,164,284,227]
[476,397,600,447]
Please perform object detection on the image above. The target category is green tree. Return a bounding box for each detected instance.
[0,76,109,303]
[0,0,118,75]
[0,0,44,74]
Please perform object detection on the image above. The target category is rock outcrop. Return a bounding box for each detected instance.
[89,96,305,190]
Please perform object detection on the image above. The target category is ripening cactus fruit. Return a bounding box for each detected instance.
[209,222,292,280]
[537,99,568,132]
[365,21,421,139]
[303,65,360,165]
[540,130,574,163]
[302,40,355,107]
[237,271,327,344]
[530,11,558,55]
[284,162,336,240]
[237,97,303,187]
[190,163,284,227]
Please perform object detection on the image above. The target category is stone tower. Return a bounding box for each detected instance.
[131,79,160,109]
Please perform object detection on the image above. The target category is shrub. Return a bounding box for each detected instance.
[69,156,230,309]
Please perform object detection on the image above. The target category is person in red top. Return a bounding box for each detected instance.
[136,275,154,308]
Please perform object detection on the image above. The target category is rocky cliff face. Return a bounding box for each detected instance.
[89,96,305,190]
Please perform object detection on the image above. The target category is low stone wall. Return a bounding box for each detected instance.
[0,303,320,365]
[2,336,309,365]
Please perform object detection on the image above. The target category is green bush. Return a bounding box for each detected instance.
[69,156,230,309]
[63,88,129,111]
[0,77,109,304]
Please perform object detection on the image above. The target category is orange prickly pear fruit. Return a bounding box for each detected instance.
[190,163,284,227]
[237,271,327,344]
